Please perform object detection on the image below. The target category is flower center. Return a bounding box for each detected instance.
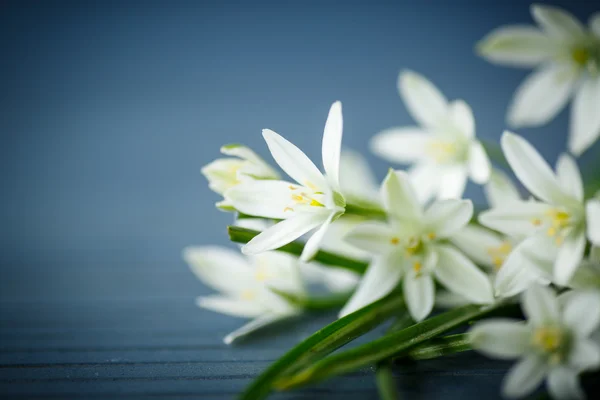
[486,241,512,271]
[531,208,578,246]
[426,140,462,164]
[283,185,325,213]
[572,47,590,66]
[240,289,256,301]
[531,326,568,364]
[569,40,600,76]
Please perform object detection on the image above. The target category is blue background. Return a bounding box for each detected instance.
[1,0,598,398]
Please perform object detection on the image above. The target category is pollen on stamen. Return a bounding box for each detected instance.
[531,218,542,226]
[390,237,399,245]
[413,261,423,276]
[283,207,294,212]
[426,232,436,240]
[240,289,256,300]
[288,185,297,190]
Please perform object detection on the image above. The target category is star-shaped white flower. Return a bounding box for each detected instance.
[370,70,491,202]
[339,170,493,321]
[227,102,346,261]
[202,144,279,209]
[480,131,598,287]
[183,246,304,344]
[478,4,600,156]
[470,285,600,399]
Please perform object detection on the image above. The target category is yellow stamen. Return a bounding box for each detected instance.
[240,289,256,300]
[292,194,305,202]
[531,218,542,226]
[390,237,400,245]
[288,185,297,190]
[283,207,294,212]
[426,232,436,240]
[532,326,563,353]
[413,261,422,274]
[486,241,512,271]
[572,48,589,66]
[309,199,324,207]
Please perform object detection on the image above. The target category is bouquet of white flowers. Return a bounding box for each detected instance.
[184,4,600,399]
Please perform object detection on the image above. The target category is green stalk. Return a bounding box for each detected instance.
[270,288,352,312]
[239,293,404,400]
[405,333,471,360]
[344,203,387,219]
[228,226,368,274]
[277,302,518,390]
[376,362,400,400]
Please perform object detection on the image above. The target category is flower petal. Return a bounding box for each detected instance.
[451,225,506,269]
[501,131,566,204]
[555,153,584,201]
[398,70,448,129]
[227,180,299,219]
[531,4,586,40]
[301,212,336,262]
[196,295,266,319]
[522,284,560,325]
[547,367,585,400]
[262,129,327,190]
[438,166,468,199]
[382,170,422,221]
[322,101,343,190]
[183,246,254,295]
[468,141,492,184]
[242,211,330,255]
[484,169,522,207]
[220,144,275,176]
[434,244,494,304]
[569,75,600,156]
[344,221,397,254]
[591,12,600,37]
[339,254,403,317]
[224,313,292,345]
[408,162,442,203]
[553,230,586,285]
[587,199,600,245]
[469,318,531,359]
[479,200,552,237]
[568,339,600,371]
[448,100,475,138]
[562,291,600,337]
[502,355,547,399]
[403,273,435,322]
[507,65,576,128]
[424,199,473,238]
[476,25,556,67]
[339,150,380,205]
[370,127,429,164]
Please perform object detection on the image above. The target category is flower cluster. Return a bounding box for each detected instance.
[185,4,600,400]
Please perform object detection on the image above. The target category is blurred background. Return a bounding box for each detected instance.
[0,0,599,398]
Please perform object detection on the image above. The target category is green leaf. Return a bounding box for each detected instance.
[227,226,368,274]
[239,293,404,400]
[277,301,519,390]
[376,362,400,400]
[405,333,471,360]
[344,203,387,219]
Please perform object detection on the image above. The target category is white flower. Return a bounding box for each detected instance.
[338,149,381,207]
[480,132,596,287]
[370,70,491,202]
[477,4,600,156]
[470,285,600,399]
[227,102,346,262]
[202,144,279,209]
[183,246,304,344]
[339,170,493,321]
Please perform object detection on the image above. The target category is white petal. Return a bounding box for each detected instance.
[383,170,422,221]
[502,355,547,398]
[484,169,522,208]
[567,259,600,290]
[476,25,556,67]
[224,314,291,345]
[196,295,266,319]
[587,200,600,245]
[434,245,494,304]
[448,100,475,138]
[555,153,584,201]
[424,199,473,238]
[501,131,566,204]
[242,211,330,255]
[339,150,380,204]
[322,101,343,190]
[370,127,429,164]
[344,221,397,254]
[468,141,492,184]
[398,70,448,129]
[479,200,552,237]
[437,166,468,200]
[562,291,600,337]
[547,367,585,400]
[227,180,299,219]
[220,143,269,170]
[553,231,586,285]
[469,319,531,359]
[301,212,335,262]
[435,290,469,308]
[507,65,576,128]
[522,284,560,324]
[531,4,586,40]
[591,12,600,37]
[201,158,245,194]
[339,254,403,317]
[451,225,506,268]
[403,274,435,322]
[569,75,600,156]
[183,246,254,295]
[262,129,327,190]
[408,162,442,203]
[568,339,600,371]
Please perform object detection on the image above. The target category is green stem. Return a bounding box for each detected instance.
[239,293,404,400]
[405,333,471,360]
[228,226,368,274]
[345,203,387,219]
[376,362,400,400]
[277,302,519,390]
[303,292,353,311]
